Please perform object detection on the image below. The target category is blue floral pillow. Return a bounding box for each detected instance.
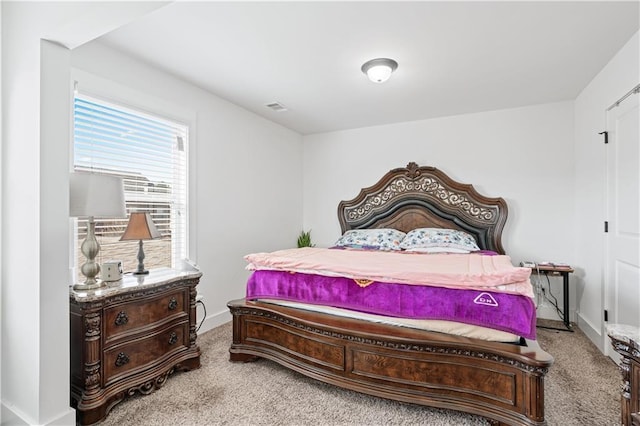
[400,228,480,252]
[334,228,406,251]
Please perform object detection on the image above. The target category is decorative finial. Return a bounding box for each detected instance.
[405,162,420,179]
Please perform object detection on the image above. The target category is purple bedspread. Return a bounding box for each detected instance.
[246,270,536,339]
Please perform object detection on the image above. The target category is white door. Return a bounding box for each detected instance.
[604,88,640,360]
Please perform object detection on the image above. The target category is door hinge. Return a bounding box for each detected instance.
[604,221,609,233]
[599,131,609,144]
[604,310,609,322]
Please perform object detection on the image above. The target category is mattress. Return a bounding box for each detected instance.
[257,299,520,343]
[245,247,536,340]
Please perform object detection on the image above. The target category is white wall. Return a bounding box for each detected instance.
[303,101,576,321]
[2,3,301,425]
[574,31,639,349]
[0,2,4,421]
[40,40,75,425]
[1,3,171,425]
[70,41,303,333]
[1,5,78,424]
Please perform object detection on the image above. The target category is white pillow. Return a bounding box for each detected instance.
[404,247,471,254]
[334,228,406,251]
[400,228,480,252]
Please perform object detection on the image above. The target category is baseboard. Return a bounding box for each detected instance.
[577,312,604,353]
[197,308,231,335]
[2,401,30,425]
[43,408,75,426]
[1,402,75,426]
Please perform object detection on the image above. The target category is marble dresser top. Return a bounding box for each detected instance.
[69,267,202,303]
[607,323,640,346]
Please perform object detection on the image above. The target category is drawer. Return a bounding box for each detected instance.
[103,321,189,385]
[104,289,187,341]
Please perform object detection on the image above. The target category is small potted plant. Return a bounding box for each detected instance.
[297,230,314,248]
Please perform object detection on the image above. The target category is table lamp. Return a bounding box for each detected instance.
[120,212,161,275]
[70,172,126,291]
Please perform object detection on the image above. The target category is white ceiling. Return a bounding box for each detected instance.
[96,1,640,135]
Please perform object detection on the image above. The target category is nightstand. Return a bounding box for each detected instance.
[70,268,202,425]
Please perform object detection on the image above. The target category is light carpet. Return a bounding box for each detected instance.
[99,320,621,426]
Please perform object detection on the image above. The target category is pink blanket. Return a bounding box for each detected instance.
[246,247,533,297]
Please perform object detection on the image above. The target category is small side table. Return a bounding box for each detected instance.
[530,264,574,331]
[607,324,640,426]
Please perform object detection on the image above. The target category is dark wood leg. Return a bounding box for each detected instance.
[229,352,260,362]
[562,272,572,330]
[176,356,201,371]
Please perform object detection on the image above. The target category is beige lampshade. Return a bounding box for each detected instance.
[120,212,162,241]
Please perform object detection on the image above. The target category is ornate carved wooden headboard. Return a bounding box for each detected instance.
[337,162,508,254]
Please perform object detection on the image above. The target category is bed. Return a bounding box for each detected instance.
[228,162,553,426]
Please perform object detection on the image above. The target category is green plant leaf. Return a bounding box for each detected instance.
[297,230,314,248]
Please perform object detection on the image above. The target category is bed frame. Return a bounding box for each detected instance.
[228,162,553,425]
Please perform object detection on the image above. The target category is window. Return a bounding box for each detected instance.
[73,93,188,279]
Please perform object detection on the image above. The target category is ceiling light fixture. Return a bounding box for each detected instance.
[361,58,398,83]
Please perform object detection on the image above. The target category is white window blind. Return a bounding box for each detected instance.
[73,93,188,278]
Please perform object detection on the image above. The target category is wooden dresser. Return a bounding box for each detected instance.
[608,324,640,426]
[70,268,202,425]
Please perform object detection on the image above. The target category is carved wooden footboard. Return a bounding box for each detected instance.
[229,299,553,426]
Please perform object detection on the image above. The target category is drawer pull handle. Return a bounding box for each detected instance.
[168,298,178,311]
[168,332,178,345]
[115,311,129,326]
[115,352,130,367]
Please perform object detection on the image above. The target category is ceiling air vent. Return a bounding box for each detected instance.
[265,102,288,112]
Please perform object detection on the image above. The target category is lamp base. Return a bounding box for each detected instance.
[78,218,103,291]
[73,280,105,292]
[132,270,149,275]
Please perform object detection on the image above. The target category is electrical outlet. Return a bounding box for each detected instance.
[196,293,204,302]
